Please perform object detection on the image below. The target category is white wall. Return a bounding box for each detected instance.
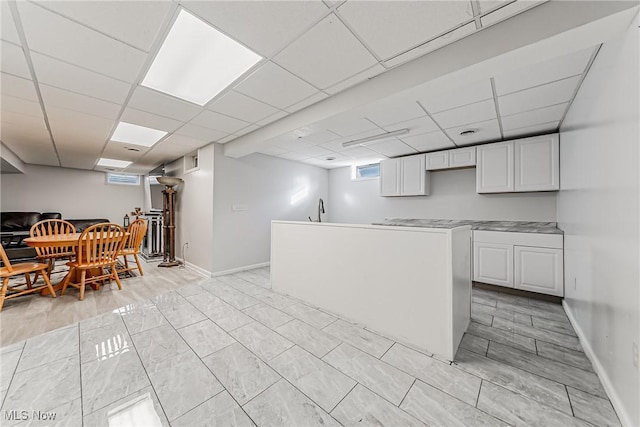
[328,166,557,224]
[212,144,328,274]
[0,164,144,223]
[557,14,639,427]
[165,143,215,275]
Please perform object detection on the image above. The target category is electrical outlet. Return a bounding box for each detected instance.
[633,342,638,368]
[184,242,189,248]
[573,277,577,290]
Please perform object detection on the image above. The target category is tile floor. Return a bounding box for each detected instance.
[0,266,621,426]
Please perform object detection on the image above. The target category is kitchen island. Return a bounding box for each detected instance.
[271,220,471,361]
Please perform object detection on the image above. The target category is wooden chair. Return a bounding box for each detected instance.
[61,223,126,301]
[30,219,77,276]
[118,219,148,276]
[0,244,56,311]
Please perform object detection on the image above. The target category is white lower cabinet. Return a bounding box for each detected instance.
[473,242,513,287]
[514,246,563,296]
[473,230,564,296]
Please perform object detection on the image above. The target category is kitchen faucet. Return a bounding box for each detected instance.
[309,198,325,222]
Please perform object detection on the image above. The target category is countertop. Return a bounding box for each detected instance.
[372,218,563,234]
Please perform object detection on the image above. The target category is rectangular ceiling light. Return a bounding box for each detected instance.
[97,158,132,168]
[142,9,262,106]
[341,129,410,147]
[111,122,167,147]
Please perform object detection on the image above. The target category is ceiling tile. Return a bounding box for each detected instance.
[1,73,38,102]
[128,87,201,123]
[47,106,114,147]
[362,99,425,128]
[1,110,47,129]
[477,1,511,14]
[208,90,279,123]
[218,135,237,144]
[102,141,149,162]
[384,22,476,68]
[341,146,384,159]
[324,64,386,95]
[161,134,210,149]
[234,124,259,137]
[337,1,474,59]
[18,2,146,82]
[481,1,547,27]
[322,117,381,137]
[1,40,31,78]
[279,151,312,161]
[1,94,43,117]
[190,110,250,134]
[274,14,378,89]
[274,138,313,152]
[235,62,318,109]
[445,118,501,146]
[40,84,121,120]
[294,145,334,158]
[31,52,131,104]
[257,110,288,126]
[401,130,456,152]
[285,92,329,113]
[432,99,497,129]
[1,129,58,166]
[494,47,594,95]
[503,121,559,139]
[383,115,439,134]
[35,0,172,52]
[300,130,340,145]
[175,123,227,142]
[181,0,329,57]
[501,103,567,131]
[319,128,386,152]
[498,75,580,116]
[121,107,183,133]
[1,2,20,44]
[417,79,493,113]
[365,139,417,157]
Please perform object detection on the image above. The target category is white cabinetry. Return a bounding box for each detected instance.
[380,155,430,197]
[426,147,476,170]
[514,134,559,191]
[473,230,564,296]
[476,141,514,193]
[473,242,513,287]
[476,134,559,193]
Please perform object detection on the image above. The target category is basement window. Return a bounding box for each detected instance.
[351,163,380,181]
[106,173,141,186]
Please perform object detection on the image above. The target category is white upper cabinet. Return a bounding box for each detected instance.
[476,133,559,193]
[514,134,559,191]
[476,141,514,193]
[380,158,401,196]
[401,154,427,195]
[380,154,429,197]
[425,151,449,170]
[449,146,476,168]
[426,146,476,170]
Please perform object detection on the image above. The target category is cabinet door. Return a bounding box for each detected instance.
[476,141,514,193]
[514,134,559,192]
[401,155,427,195]
[514,246,563,296]
[473,242,513,287]
[380,158,401,196]
[449,147,476,168]
[426,151,449,170]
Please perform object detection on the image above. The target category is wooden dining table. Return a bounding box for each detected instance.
[24,232,128,295]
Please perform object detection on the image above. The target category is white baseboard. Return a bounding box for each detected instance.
[211,262,270,277]
[563,301,632,426]
[177,259,211,278]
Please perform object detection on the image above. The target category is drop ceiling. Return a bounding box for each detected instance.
[0,0,636,174]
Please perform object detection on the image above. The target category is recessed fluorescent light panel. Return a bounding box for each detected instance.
[111,122,167,147]
[97,158,132,168]
[142,9,262,105]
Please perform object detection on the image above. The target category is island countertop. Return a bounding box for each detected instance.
[373,218,563,234]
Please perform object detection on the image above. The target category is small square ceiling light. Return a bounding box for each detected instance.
[97,158,132,168]
[111,122,167,147]
[142,9,262,106]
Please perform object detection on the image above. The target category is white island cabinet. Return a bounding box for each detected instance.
[473,230,564,296]
[271,221,471,361]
